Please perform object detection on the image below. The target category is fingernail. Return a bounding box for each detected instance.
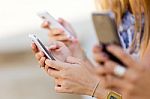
[50,45,57,48]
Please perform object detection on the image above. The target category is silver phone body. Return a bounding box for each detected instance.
[37,11,74,39]
[29,34,55,60]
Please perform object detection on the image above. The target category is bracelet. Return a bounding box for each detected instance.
[107,91,122,99]
[91,80,100,98]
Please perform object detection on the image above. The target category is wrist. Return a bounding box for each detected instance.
[91,77,110,99]
[85,76,100,96]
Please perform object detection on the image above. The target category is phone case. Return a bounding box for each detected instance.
[92,12,124,65]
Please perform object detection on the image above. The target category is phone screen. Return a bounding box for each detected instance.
[29,34,55,60]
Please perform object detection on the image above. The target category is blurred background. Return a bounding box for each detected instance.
[0,0,99,99]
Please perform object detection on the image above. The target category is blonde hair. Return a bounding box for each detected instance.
[95,0,148,57]
[140,0,150,57]
[95,0,129,25]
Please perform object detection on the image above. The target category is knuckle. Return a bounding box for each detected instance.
[127,85,134,93]
[48,61,54,67]
[39,61,44,66]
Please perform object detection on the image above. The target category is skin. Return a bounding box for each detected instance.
[32,41,113,99]
[32,13,132,98]
[42,18,87,60]
[41,18,98,73]
[103,44,150,99]
[31,41,72,66]
[31,17,122,98]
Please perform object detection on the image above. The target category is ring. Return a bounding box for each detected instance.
[114,65,126,77]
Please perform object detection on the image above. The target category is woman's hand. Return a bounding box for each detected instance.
[93,45,109,65]
[104,45,150,99]
[42,18,87,60]
[31,41,72,67]
[44,56,111,99]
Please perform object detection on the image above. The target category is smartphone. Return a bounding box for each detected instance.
[37,11,74,39]
[29,34,55,60]
[92,12,124,65]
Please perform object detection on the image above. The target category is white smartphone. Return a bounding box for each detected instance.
[37,11,74,39]
[29,34,55,60]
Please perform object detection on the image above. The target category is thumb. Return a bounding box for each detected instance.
[58,18,77,37]
[65,56,82,64]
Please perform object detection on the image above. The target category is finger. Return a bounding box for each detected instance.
[93,52,108,63]
[55,78,62,86]
[39,57,46,67]
[35,51,44,60]
[48,41,65,50]
[107,45,140,68]
[49,28,64,36]
[51,35,70,41]
[105,61,139,83]
[95,66,107,75]
[31,43,39,53]
[106,75,132,91]
[93,45,103,53]
[41,21,51,30]
[55,86,66,93]
[45,59,68,70]
[47,66,60,78]
[49,45,59,50]
[65,56,82,64]
[44,64,49,73]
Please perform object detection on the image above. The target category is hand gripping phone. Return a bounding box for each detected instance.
[92,12,124,65]
[37,11,74,39]
[29,34,55,60]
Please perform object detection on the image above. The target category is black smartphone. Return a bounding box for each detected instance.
[92,12,124,65]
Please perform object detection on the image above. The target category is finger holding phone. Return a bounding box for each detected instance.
[30,34,72,69]
[92,12,125,66]
[104,44,150,99]
[38,12,87,61]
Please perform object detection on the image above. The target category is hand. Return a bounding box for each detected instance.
[42,18,87,60]
[104,45,150,99]
[42,18,76,45]
[93,44,109,65]
[31,41,72,67]
[44,56,111,99]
